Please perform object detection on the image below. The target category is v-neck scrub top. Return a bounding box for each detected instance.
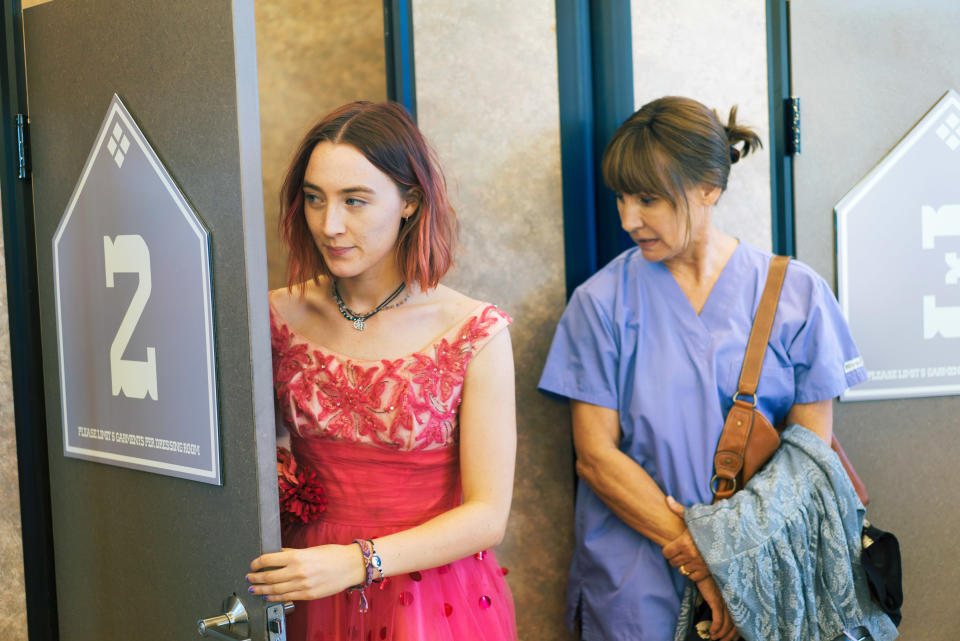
[538,243,867,641]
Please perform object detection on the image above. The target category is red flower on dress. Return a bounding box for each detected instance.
[271,320,314,384]
[315,360,393,442]
[385,380,416,446]
[277,446,327,525]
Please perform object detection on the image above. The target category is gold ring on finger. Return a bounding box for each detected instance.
[680,564,691,576]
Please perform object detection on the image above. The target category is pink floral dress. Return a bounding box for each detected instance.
[270,297,518,641]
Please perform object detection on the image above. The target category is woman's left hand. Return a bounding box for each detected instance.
[661,496,711,582]
[247,544,365,602]
[696,576,740,641]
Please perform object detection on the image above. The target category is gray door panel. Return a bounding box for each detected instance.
[791,2,960,637]
[24,1,278,639]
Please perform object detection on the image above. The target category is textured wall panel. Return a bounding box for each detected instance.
[255,0,386,290]
[413,3,575,639]
[0,208,27,640]
[631,0,772,252]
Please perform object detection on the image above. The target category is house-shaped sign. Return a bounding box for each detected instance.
[837,89,960,401]
[53,94,221,483]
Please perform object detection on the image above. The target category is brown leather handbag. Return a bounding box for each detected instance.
[711,255,869,505]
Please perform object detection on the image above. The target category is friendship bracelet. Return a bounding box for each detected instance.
[347,539,385,613]
[345,584,370,613]
[354,539,385,584]
[346,540,371,612]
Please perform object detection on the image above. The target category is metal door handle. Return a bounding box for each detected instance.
[198,595,250,641]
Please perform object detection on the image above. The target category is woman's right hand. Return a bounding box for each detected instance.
[662,496,711,581]
[247,544,366,602]
[696,576,740,641]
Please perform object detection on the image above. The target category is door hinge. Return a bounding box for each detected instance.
[785,97,800,155]
[16,113,29,180]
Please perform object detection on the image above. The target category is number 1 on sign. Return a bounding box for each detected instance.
[103,234,158,400]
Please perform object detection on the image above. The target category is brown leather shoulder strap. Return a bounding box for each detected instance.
[737,255,790,396]
[711,255,790,501]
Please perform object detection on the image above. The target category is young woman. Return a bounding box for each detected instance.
[247,101,518,641]
[539,96,868,640]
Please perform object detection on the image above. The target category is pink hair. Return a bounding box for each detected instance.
[278,101,458,293]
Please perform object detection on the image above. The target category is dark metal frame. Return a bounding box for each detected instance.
[555,0,635,297]
[1,2,59,640]
[383,0,417,120]
[766,0,795,256]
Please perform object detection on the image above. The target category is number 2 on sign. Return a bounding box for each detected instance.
[103,235,158,400]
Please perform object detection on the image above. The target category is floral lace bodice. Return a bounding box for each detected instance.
[270,300,511,452]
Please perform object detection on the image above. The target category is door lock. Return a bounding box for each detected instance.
[267,601,295,641]
[198,595,250,641]
[198,595,294,641]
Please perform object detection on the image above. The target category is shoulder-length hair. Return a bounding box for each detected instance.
[279,101,458,293]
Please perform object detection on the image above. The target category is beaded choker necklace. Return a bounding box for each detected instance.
[332,281,408,331]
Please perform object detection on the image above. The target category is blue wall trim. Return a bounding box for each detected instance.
[766,0,795,256]
[555,0,634,296]
[555,1,598,297]
[384,0,417,120]
[589,1,635,269]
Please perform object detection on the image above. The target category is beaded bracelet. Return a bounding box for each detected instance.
[346,539,385,613]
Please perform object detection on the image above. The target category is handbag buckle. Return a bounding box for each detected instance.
[732,392,758,407]
[710,474,736,496]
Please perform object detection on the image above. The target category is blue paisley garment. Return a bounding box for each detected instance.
[675,426,898,641]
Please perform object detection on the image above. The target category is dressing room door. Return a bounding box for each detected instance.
[790,2,960,638]
[23,1,282,639]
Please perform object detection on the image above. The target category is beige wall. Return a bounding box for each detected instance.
[631,0,772,252]
[412,3,574,640]
[0,209,27,637]
[255,0,387,290]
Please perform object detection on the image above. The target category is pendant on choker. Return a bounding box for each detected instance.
[332,280,408,332]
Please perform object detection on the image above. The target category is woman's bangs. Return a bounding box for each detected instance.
[604,134,674,201]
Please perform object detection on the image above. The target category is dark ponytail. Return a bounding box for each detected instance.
[721,105,762,164]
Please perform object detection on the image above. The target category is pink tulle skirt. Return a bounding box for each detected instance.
[285,437,517,641]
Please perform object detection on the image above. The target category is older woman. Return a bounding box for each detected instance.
[539,96,867,641]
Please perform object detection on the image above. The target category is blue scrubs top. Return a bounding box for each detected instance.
[538,243,867,641]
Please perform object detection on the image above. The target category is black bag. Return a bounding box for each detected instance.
[861,520,903,626]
